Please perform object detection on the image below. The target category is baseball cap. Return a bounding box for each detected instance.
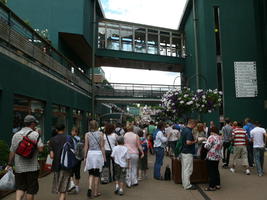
[24,115,39,124]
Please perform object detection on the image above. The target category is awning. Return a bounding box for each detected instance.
[59,32,92,67]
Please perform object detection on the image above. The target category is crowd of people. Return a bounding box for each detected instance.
[4,114,267,200]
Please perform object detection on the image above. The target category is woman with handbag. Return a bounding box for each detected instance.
[84,120,106,198]
[204,126,223,191]
[103,123,117,183]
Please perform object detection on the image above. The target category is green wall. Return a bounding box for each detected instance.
[0,52,112,143]
[182,0,267,126]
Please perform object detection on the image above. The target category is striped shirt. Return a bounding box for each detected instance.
[232,128,248,146]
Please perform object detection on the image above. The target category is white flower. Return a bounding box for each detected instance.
[197,89,203,93]
[219,91,223,95]
[218,98,222,102]
[172,103,175,106]
[192,97,196,100]
[180,100,184,104]
[201,105,205,108]
[196,104,200,107]
[208,110,212,113]
[202,95,206,99]
[184,94,189,98]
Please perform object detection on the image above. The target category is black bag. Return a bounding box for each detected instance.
[164,165,171,181]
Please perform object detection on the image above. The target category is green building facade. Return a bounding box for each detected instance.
[180,0,267,126]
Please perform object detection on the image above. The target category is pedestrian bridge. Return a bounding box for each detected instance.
[95,82,180,103]
[96,19,186,72]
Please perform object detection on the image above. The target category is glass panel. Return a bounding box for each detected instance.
[134,31,146,53]
[106,28,120,50]
[73,109,82,132]
[148,29,158,34]
[172,37,180,57]
[121,28,133,51]
[13,95,45,140]
[134,27,145,32]
[52,104,67,134]
[160,33,170,56]
[106,23,119,28]
[147,34,158,54]
[98,26,105,48]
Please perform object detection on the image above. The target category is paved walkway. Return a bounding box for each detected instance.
[3,154,267,200]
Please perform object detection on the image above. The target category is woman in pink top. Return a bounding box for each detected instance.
[124,124,144,187]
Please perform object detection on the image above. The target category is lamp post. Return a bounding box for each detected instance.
[91,0,96,119]
[193,0,200,89]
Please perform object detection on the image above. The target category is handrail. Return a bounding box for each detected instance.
[0,3,91,89]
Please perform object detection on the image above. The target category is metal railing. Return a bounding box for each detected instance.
[95,82,181,99]
[0,3,91,93]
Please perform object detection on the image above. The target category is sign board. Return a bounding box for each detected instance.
[234,62,257,98]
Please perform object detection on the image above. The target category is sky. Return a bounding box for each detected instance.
[99,0,187,85]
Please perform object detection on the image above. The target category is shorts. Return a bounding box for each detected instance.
[52,170,71,193]
[138,153,148,170]
[71,160,82,180]
[15,170,39,195]
[233,146,248,166]
[114,164,126,182]
[88,168,101,177]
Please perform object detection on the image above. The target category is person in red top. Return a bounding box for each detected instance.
[230,122,250,175]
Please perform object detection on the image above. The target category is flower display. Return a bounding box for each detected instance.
[161,87,195,117]
[161,87,223,117]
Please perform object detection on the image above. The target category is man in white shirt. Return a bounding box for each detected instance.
[250,121,267,176]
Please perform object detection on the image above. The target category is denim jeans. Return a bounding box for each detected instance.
[253,148,265,175]
[154,147,164,179]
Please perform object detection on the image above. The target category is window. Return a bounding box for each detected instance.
[73,109,82,132]
[134,28,146,53]
[52,104,67,133]
[13,95,45,139]
[148,31,158,55]
[160,31,170,56]
[121,25,133,51]
[106,23,120,50]
[98,26,106,48]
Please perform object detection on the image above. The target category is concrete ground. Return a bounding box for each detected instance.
[3,154,267,200]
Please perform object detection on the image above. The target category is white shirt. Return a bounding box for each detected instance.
[154,130,168,148]
[169,129,180,142]
[104,133,117,151]
[111,145,130,168]
[251,127,266,148]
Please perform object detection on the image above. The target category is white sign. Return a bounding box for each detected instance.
[234,62,257,98]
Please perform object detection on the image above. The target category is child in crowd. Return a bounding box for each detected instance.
[111,136,130,196]
[138,130,148,180]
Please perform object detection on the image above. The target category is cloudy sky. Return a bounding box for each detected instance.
[100,0,187,85]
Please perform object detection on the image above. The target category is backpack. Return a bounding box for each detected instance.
[15,131,40,159]
[174,135,185,157]
[60,135,78,169]
[72,137,84,161]
[152,129,160,141]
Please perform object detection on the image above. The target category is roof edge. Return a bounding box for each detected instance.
[97,0,105,18]
[178,0,193,31]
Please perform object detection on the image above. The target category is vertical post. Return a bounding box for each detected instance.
[193,0,200,89]
[0,90,13,144]
[145,28,148,53]
[91,0,96,119]
[44,101,52,142]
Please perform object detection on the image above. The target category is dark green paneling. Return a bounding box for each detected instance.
[8,0,84,49]
[182,0,267,126]
[0,90,13,143]
[0,52,91,142]
[96,49,185,65]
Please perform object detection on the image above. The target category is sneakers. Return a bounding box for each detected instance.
[245,169,250,175]
[118,189,124,196]
[114,188,119,194]
[230,168,235,173]
[186,185,197,190]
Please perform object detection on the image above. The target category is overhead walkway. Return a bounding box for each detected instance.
[96,19,186,72]
[95,82,180,103]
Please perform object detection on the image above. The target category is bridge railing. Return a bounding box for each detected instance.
[95,82,181,99]
[0,3,91,93]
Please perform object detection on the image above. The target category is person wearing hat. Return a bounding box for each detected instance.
[6,115,44,200]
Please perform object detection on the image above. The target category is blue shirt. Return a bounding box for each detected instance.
[181,127,195,154]
[243,123,255,140]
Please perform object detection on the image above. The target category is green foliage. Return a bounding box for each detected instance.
[0,0,8,5]
[0,140,9,166]
[38,144,49,160]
